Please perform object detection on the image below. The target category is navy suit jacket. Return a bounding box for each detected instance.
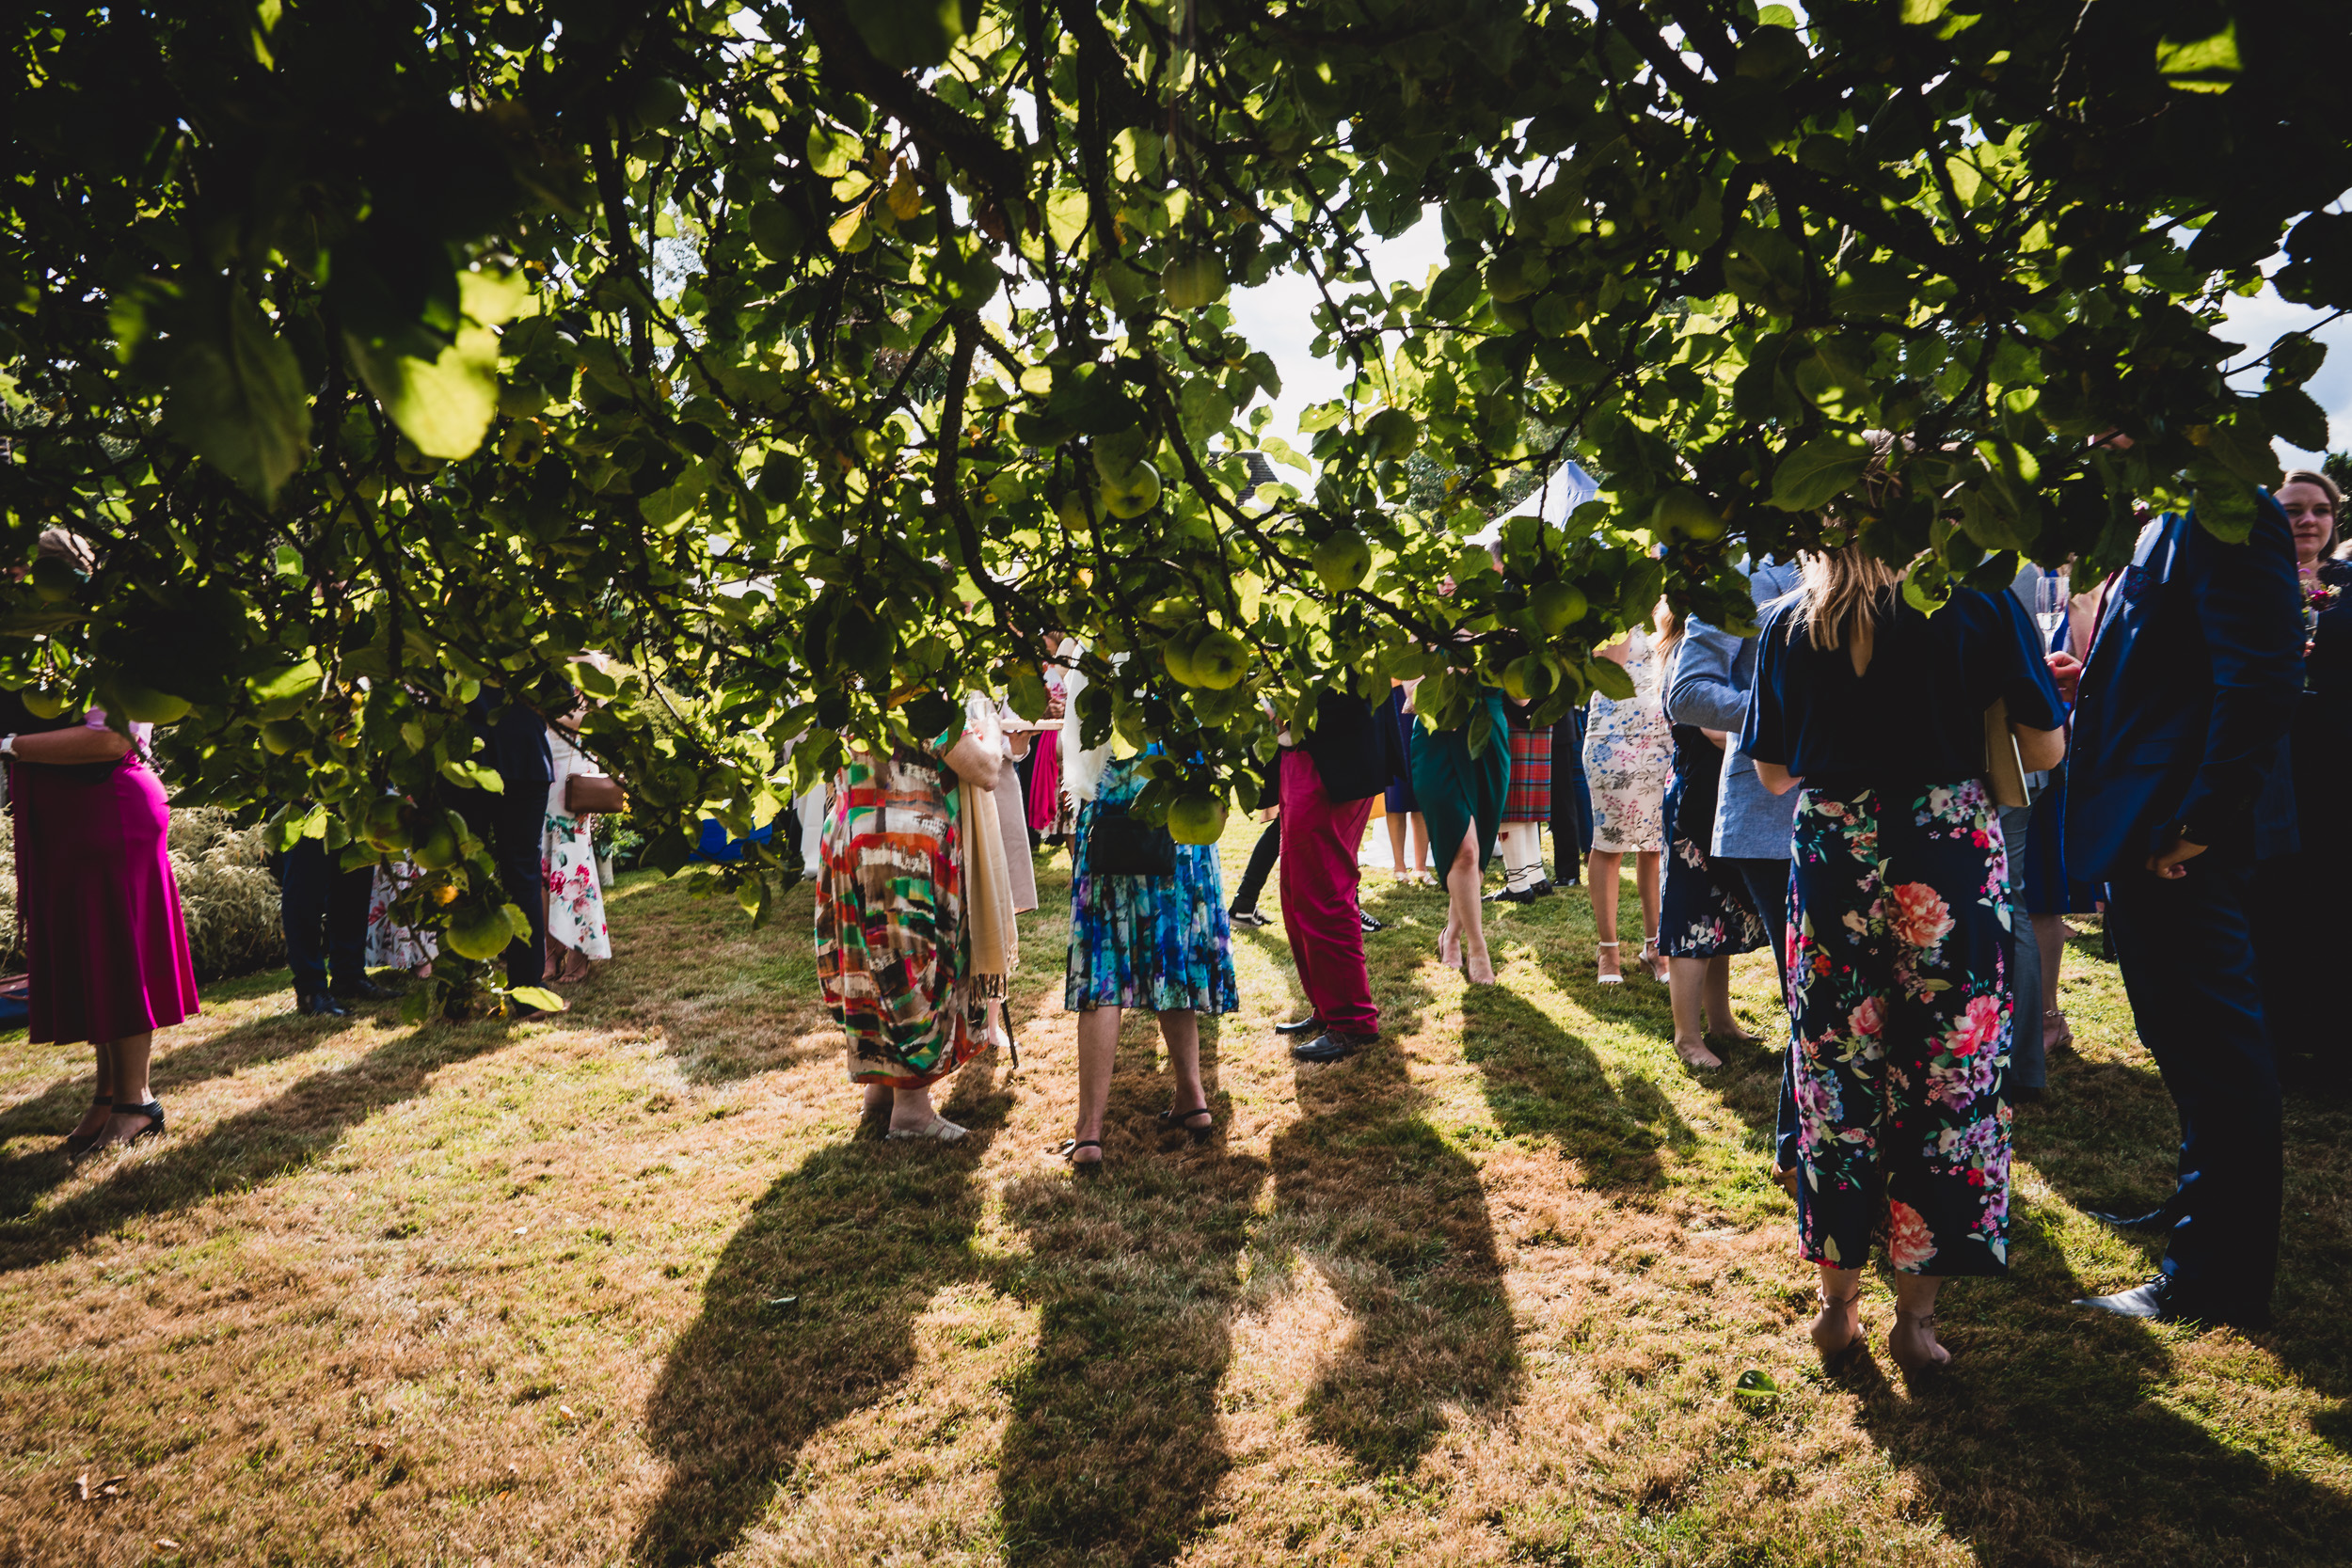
[1298,691,1385,803]
[2065,493,2302,881]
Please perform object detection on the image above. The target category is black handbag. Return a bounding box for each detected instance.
[1085,803,1177,877]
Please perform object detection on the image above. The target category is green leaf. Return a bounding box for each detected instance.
[1768,435,1874,512]
[807,127,858,180]
[1733,1370,1781,1400]
[2157,24,2240,92]
[164,291,310,501]
[2257,386,2328,452]
[2202,420,2281,487]
[1043,190,1090,252]
[247,657,323,705]
[849,0,969,71]
[1585,657,1635,701]
[345,316,501,461]
[509,985,567,1012]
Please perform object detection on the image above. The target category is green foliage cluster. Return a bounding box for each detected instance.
[4,0,2347,1008]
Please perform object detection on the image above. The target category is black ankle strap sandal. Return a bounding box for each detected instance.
[1156,1105,1215,1145]
[62,1094,111,1156]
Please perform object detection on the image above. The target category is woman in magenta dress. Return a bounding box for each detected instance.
[5,694,199,1153]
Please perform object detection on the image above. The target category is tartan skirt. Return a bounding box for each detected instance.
[1502,721,1552,822]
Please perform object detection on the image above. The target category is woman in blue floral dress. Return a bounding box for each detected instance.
[1057,694,1239,1174]
[1743,540,2065,1383]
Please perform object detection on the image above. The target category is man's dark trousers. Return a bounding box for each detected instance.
[1724,856,1797,1170]
[493,791,548,990]
[2104,854,2281,1322]
[282,837,373,996]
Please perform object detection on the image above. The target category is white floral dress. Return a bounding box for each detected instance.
[544,728,612,959]
[365,857,438,970]
[1581,626,1674,852]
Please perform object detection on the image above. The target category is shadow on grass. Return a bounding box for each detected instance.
[995,1012,1267,1565]
[0,1000,352,1174]
[632,1053,1012,1567]
[1264,941,1523,1475]
[0,1014,505,1262]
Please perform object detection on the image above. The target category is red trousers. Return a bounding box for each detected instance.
[1279,749,1379,1037]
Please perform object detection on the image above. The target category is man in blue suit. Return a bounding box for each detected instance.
[1666,554,1803,1176]
[2065,487,2303,1328]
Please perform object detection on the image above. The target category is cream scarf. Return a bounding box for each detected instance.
[957,698,1017,999]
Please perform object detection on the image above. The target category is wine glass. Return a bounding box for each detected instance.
[2033,572,2068,646]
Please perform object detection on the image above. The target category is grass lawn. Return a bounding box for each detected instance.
[3,818,2348,1566]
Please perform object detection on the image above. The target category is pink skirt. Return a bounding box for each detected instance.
[12,753,199,1045]
[1025,728,1064,832]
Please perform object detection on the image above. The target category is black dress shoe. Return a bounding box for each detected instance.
[1291,1030,1375,1064]
[2074,1276,2265,1330]
[330,974,398,1002]
[294,990,351,1018]
[1229,908,1271,928]
[1273,1015,1325,1037]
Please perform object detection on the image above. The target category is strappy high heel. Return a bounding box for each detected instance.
[1811,1283,1866,1373]
[1640,934,1669,982]
[63,1095,110,1156]
[1596,941,1623,985]
[1157,1104,1215,1145]
[1888,1307,1952,1389]
[91,1100,165,1152]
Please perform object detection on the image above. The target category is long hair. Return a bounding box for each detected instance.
[1650,596,1682,682]
[2280,467,2344,559]
[1793,546,1903,665]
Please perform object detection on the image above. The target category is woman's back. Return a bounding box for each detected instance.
[1744,586,2061,787]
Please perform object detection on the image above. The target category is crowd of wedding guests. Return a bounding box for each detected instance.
[9,462,2342,1374]
[803,459,2344,1386]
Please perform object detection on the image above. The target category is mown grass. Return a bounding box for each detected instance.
[1,820,2347,1567]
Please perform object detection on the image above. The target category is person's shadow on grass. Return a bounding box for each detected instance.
[630,1054,1009,1567]
[0,1013,505,1266]
[993,1019,1268,1565]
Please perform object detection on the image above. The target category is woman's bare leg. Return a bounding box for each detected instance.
[1156,1009,1209,1129]
[1387,812,1409,879]
[72,1045,115,1139]
[2033,912,2071,1040]
[1071,1006,1120,1164]
[1705,955,1757,1043]
[1588,847,1624,979]
[1411,813,1429,877]
[889,1083,951,1134]
[94,1033,155,1146]
[1444,831,1494,984]
[1668,957,1721,1068]
[1636,850,1666,977]
[1888,1273,1950,1372]
[1812,1262,1864,1363]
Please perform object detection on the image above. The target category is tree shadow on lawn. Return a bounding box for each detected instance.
[631,1053,1012,1567]
[0,1014,513,1266]
[1464,966,1703,1199]
[1269,950,1524,1476]
[1836,1197,2352,1565]
[995,1015,1268,1566]
[0,1003,357,1204]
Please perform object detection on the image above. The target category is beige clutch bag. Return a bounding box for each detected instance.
[1983,698,2030,810]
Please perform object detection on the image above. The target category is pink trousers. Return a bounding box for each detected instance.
[1279,749,1378,1037]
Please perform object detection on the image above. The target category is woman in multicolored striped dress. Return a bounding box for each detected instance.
[1056,667,1239,1175]
[815,694,1009,1143]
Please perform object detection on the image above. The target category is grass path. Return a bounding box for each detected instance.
[3,821,2348,1566]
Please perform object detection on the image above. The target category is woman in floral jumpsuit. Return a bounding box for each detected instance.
[1742,543,2065,1382]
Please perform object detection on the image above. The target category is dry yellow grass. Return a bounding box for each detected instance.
[1,822,2347,1567]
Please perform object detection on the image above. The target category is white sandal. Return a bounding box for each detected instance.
[1597,941,1623,985]
[885,1116,969,1144]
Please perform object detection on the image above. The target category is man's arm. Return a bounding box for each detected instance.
[1665,617,1748,730]
[2169,492,2303,848]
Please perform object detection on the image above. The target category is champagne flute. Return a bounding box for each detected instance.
[2034,572,2068,646]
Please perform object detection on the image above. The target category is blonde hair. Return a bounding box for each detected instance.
[1794,545,1903,664]
[1651,596,1682,680]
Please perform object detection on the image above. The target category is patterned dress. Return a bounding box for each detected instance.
[1065,756,1240,1014]
[818,744,987,1086]
[542,729,612,960]
[1658,723,1768,959]
[1582,627,1672,852]
[1788,778,2013,1276]
[365,858,438,970]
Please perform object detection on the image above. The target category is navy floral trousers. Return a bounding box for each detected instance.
[1786,778,2013,1276]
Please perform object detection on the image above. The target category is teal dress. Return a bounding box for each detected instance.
[1408,689,1512,872]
